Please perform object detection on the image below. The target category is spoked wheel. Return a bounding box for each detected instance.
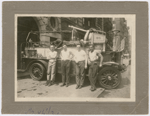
[29,63,45,81]
[98,67,121,89]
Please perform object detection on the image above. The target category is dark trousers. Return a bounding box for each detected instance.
[88,61,99,89]
[75,61,85,86]
[61,60,71,84]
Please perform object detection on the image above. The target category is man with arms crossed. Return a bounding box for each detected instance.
[74,44,87,89]
[60,44,73,87]
[45,44,57,86]
[88,44,103,91]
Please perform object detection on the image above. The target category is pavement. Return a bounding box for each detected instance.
[17,78,104,98]
[17,65,130,98]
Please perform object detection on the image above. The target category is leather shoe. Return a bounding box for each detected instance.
[91,88,96,91]
[51,81,54,85]
[78,85,82,89]
[66,84,69,87]
[48,83,51,86]
[45,80,49,86]
[60,84,65,87]
[90,87,92,90]
[76,85,79,89]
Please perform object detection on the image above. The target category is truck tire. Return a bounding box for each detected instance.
[29,63,45,81]
[98,67,121,89]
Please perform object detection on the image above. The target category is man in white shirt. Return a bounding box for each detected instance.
[60,44,73,87]
[45,44,57,86]
[88,44,103,91]
[74,44,87,89]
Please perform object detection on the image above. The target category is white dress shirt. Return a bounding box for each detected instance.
[47,50,57,62]
[60,49,72,60]
[89,50,99,61]
[74,50,86,62]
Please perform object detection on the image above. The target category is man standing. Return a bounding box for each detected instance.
[88,44,103,91]
[74,44,87,89]
[60,44,73,87]
[45,44,57,86]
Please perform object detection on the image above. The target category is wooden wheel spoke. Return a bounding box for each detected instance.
[110,71,115,75]
[39,72,42,76]
[102,72,108,76]
[102,79,107,83]
[113,76,118,80]
[101,75,107,78]
[101,78,107,82]
[105,80,109,85]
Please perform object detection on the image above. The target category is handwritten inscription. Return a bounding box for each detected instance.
[25,106,60,114]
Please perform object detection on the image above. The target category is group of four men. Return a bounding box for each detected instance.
[45,43,103,91]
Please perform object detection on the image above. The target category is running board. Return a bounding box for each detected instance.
[17,69,26,72]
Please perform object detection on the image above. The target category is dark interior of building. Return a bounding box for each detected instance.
[17,17,39,68]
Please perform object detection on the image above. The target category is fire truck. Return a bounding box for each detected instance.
[18,25,126,89]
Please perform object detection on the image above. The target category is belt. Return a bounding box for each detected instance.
[49,60,56,62]
[91,60,99,64]
[61,59,70,61]
[77,60,85,63]
[76,60,85,65]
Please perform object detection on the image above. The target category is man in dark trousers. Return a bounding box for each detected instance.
[60,44,73,87]
[88,44,103,91]
[74,44,87,89]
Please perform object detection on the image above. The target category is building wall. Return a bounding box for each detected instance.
[112,18,130,63]
[34,17,61,43]
[17,17,39,68]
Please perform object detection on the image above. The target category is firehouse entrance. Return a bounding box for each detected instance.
[17,17,39,68]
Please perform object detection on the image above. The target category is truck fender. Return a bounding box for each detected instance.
[103,61,119,66]
[26,60,48,71]
[102,61,125,72]
[37,60,48,69]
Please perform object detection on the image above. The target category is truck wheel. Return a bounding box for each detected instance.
[98,67,121,89]
[29,63,45,81]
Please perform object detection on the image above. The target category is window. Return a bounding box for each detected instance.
[49,17,59,31]
[50,17,56,28]
[77,18,83,26]
[82,18,84,24]
[88,21,90,26]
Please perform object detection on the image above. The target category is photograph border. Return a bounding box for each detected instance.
[2,2,148,114]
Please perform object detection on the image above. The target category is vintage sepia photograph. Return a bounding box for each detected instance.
[15,14,135,102]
